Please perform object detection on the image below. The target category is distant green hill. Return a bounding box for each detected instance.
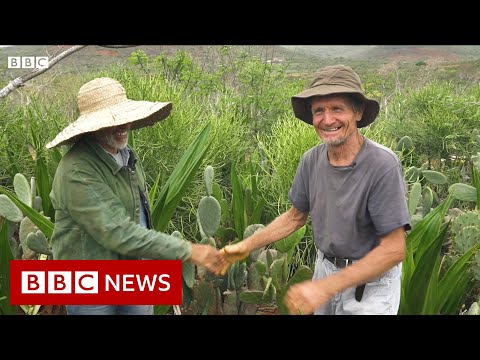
[2,45,480,85]
[0,45,203,75]
[3,45,480,73]
[0,45,289,81]
[280,45,480,61]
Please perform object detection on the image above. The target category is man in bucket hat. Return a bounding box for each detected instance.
[47,77,224,315]
[217,65,411,315]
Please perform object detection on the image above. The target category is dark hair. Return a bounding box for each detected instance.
[345,93,365,113]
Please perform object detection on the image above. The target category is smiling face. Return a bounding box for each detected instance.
[311,94,364,147]
[93,123,132,154]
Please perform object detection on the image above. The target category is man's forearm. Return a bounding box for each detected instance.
[243,207,308,252]
[321,227,406,296]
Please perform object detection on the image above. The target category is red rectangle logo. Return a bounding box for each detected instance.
[10,260,182,305]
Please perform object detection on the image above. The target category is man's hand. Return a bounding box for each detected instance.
[284,279,334,315]
[217,241,250,275]
[189,244,226,274]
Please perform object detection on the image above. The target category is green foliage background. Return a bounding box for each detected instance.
[1,45,480,314]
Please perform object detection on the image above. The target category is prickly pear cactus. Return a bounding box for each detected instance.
[204,165,214,196]
[244,223,265,239]
[396,136,413,152]
[13,173,32,207]
[451,211,480,251]
[444,208,463,224]
[454,226,479,254]
[244,224,265,262]
[451,210,480,280]
[0,176,52,261]
[247,260,264,290]
[19,217,40,259]
[405,166,421,183]
[422,186,434,215]
[186,165,226,314]
[222,289,238,315]
[191,280,219,315]
[239,239,313,314]
[197,197,221,238]
[408,182,422,217]
[0,173,53,315]
[408,181,438,228]
[256,248,279,270]
[0,194,23,222]
[197,166,221,239]
[26,230,52,256]
[421,170,447,185]
[449,183,477,203]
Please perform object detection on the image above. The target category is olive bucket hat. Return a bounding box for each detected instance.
[291,65,379,128]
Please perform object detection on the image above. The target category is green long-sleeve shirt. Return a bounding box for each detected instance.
[49,136,192,261]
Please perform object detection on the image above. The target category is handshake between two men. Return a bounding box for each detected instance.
[189,240,249,278]
[190,207,320,315]
[189,234,316,316]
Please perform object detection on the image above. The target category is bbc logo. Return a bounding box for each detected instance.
[10,260,182,305]
[22,271,99,294]
[8,56,49,69]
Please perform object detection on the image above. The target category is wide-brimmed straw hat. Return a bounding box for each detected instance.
[291,65,379,128]
[46,77,172,149]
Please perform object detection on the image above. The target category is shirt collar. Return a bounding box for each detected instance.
[84,136,132,175]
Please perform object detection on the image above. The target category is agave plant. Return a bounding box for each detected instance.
[400,194,480,314]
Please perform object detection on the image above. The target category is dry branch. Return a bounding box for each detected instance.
[0,45,138,101]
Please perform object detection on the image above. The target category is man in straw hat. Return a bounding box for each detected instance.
[216,65,411,315]
[47,77,225,315]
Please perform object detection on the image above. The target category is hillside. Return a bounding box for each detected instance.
[3,45,480,72]
[280,45,480,61]
[0,45,196,73]
[2,45,480,86]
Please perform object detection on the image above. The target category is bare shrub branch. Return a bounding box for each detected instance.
[0,45,138,101]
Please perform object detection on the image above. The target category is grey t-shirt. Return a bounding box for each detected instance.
[288,138,411,259]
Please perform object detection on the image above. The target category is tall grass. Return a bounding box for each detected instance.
[0,96,70,186]
[255,116,318,268]
[257,115,318,215]
[378,81,480,166]
[104,69,254,239]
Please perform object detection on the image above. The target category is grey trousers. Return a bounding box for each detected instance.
[313,251,402,315]
[66,305,154,315]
